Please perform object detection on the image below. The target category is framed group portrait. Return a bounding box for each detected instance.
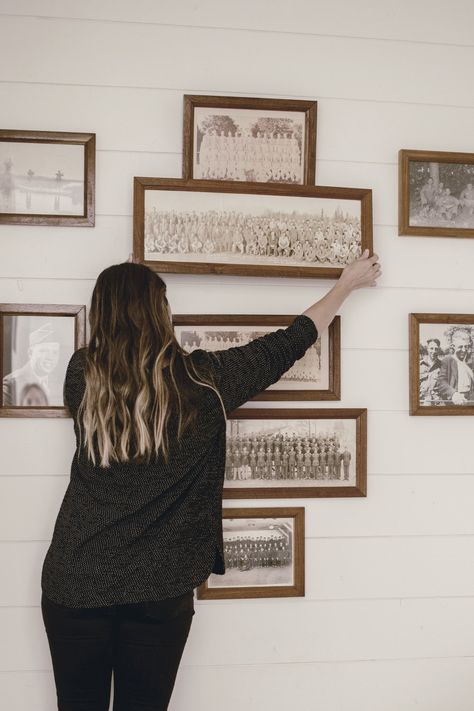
[410,313,474,416]
[0,304,86,418]
[197,507,305,600]
[182,94,317,185]
[399,149,474,238]
[223,408,367,499]
[133,177,373,280]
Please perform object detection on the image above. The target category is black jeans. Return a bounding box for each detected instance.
[41,590,195,711]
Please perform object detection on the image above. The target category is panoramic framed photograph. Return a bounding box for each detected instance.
[399,149,474,238]
[183,94,317,185]
[0,304,86,417]
[410,313,474,416]
[174,314,340,400]
[197,507,305,600]
[133,178,373,280]
[223,408,367,499]
[0,130,95,226]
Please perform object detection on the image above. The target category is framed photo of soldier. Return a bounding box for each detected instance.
[399,149,474,238]
[133,177,373,280]
[173,314,340,400]
[223,408,367,499]
[197,507,305,600]
[410,313,474,416]
[182,94,317,185]
[0,304,86,417]
[0,130,95,226]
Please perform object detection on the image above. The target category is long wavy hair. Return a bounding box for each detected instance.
[78,262,224,468]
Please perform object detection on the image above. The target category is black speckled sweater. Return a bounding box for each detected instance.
[40,314,318,607]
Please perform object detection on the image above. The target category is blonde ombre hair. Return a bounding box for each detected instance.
[78,262,225,467]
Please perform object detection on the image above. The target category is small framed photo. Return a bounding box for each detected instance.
[183,94,317,185]
[399,149,474,238]
[0,304,86,417]
[173,314,340,401]
[223,408,367,499]
[0,130,95,226]
[410,313,474,416]
[134,177,373,280]
[197,507,305,600]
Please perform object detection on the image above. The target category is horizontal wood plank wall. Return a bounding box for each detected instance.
[1,2,473,710]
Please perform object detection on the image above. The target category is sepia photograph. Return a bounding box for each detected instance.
[173,314,340,400]
[183,95,317,185]
[197,507,304,600]
[222,408,367,498]
[0,130,95,226]
[0,304,86,417]
[399,149,474,238]
[410,313,474,416]
[134,178,373,280]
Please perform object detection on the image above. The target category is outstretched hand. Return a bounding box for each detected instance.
[339,249,382,291]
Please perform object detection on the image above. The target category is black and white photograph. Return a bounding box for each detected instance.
[197,507,305,600]
[183,95,317,185]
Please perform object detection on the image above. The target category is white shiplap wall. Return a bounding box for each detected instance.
[1,2,474,710]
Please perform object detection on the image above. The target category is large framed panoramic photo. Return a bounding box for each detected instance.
[410,313,474,416]
[223,408,367,499]
[0,304,86,418]
[174,314,340,400]
[134,178,373,279]
[183,94,317,185]
[197,507,305,600]
[399,149,474,238]
[0,130,95,226]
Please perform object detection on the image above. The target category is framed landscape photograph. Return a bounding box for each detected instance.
[410,313,474,416]
[0,130,95,226]
[183,94,317,185]
[197,507,305,600]
[223,408,367,499]
[399,149,474,238]
[133,178,373,280]
[0,304,86,417]
[174,314,340,400]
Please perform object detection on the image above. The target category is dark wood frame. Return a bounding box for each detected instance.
[133,177,373,280]
[183,94,317,185]
[196,506,305,600]
[409,312,474,416]
[173,314,341,401]
[0,303,86,418]
[399,149,474,239]
[0,130,95,226]
[223,408,367,499]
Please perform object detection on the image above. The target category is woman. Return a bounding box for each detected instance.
[40,249,381,711]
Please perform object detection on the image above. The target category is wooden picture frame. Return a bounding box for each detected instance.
[0,130,95,226]
[0,304,86,418]
[399,149,474,238]
[223,408,367,499]
[183,94,317,185]
[197,506,305,600]
[133,177,373,280]
[173,314,341,401]
[410,313,474,416]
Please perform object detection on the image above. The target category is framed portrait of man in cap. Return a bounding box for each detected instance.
[0,304,86,417]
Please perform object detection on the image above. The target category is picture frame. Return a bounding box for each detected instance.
[223,408,367,499]
[183,94,317,185]
[0,304,86,418]
[410,313,474,416]
[399,149,474,238]
[133,177,373,280]
[173,314,341,401]
[196,506,305,600]
[0,130,95,226]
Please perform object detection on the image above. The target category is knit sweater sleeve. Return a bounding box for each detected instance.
[191,314,318,414]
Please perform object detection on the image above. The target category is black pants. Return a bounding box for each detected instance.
[41,590,195,711]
